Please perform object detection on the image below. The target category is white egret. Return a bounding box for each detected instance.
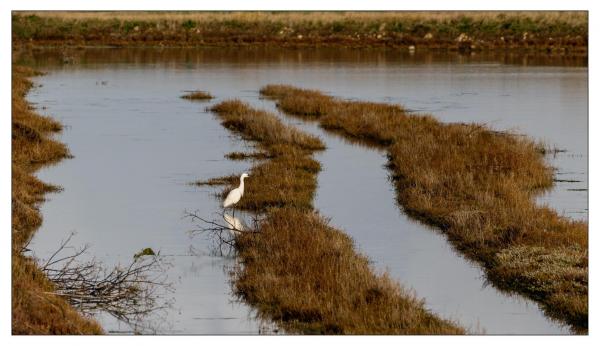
[223,172,250,216]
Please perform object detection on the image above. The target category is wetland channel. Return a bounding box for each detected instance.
[21,47,586,334]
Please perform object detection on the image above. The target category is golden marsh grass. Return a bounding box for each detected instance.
[260,84,588,330]
[205,99,464,334]
[12,66,102,334]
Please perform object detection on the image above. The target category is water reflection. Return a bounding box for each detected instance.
[34,232,174,334]
[16,46,588,70]
[223,213,246,234]
[185,210,251,257]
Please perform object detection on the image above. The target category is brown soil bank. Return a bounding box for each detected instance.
[12,66,102,334]
[260,85,588,332]
[13,11,587,54]
[203,100,463,334]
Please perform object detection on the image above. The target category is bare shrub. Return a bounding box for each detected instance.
[37,233,173,330]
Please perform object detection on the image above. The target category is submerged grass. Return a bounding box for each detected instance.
[260,84,588,331]
[12,66,102,334]
[13,11,587,53]
[204,99,463,334]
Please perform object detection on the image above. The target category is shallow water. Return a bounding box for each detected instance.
[26,68,261,334]
[22,47,586,334]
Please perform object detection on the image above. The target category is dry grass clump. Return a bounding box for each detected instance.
[492,245,587,328]
[225,151,271,161]
[12,11,587,53]
[207,99,463,334]
[260,84,588,330]
[211,100,325,152]
[180,90,213,100]
[194,175,239,187]
[12,66,102,334]
[262,84,408,145]
[261,85,336,118]
[12,254,103,334]
[209,100,324,211]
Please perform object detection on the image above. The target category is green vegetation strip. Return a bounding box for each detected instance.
[12,67,102,334]
[13,12,587,53]
[260,85,588,331]
[204,99,463,334]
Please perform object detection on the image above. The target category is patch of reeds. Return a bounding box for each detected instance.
[224,151,272,161]
[208,99,323,211]
[234,207,463,334]
[260,84,588,331]
[12,66,103,334]
[207,99,464,334]
[12,11,587,54]
[193,175,239,187]
[180,90,213,100]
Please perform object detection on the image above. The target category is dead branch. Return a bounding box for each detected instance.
[184,209,261,252]
[38,233,173,329]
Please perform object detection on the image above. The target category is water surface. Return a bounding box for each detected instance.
[27,67,261,334]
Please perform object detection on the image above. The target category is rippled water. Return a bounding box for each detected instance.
[22,47,586,334]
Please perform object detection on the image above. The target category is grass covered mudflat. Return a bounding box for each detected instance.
[13,11,587,53]
[202,99,464,334]
[260,84,588,331]
[12,66,102,334]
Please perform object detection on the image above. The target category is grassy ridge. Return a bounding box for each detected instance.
[12,66,103,334]
[209,100,323,211]
[260,85,588,331]
[13,11,587,53]
[206,100,464,334]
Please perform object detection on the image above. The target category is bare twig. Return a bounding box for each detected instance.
[37,235,173,330]
[184,209,261,252]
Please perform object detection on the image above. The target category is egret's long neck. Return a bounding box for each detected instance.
[239,177,245,194]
